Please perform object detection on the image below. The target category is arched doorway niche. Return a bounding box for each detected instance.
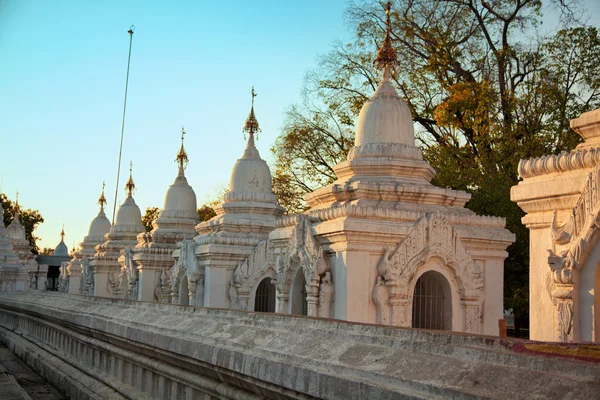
[179,275,189,306]
[408,260,462,331]
[412,270,452,330]
[246,266,277,312]
[253,277,276,313]
[290,268,308,316]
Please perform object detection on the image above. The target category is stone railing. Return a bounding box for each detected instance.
[518,147,600,179]
[0,291,598,400]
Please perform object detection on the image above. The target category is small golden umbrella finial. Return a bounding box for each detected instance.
[242,86,261,142]
[374,2,398,79]
[60,224,65,240]
[175,126,189,173]
[98,181,107,209]
[125,161,135,196]
[14,191,20,215]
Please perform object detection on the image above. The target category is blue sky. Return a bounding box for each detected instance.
[1,0,599,251]
[0,0,350,250]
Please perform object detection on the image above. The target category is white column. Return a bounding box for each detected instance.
[68,265,82,295]
[334,250,374,324]
[94,267,110,297]
[137,267,161,302]
[482,258,504,336]
[203,267,229,308]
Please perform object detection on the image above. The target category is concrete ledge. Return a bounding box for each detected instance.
[0,292,599,399]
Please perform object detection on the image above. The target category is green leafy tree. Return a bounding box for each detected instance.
[197,205,216,222]
[142,207,161,232]
[142,203,217,230]
[1,193,44,254]
[271,0,600,317]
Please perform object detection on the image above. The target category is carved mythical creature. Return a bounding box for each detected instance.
[228,270,244,310]
[372,276,389,325]
[122,248,138,299]
[107,270,121,297]
[154,269,171,303]
[318,271,334,318]
[550,209,573,245]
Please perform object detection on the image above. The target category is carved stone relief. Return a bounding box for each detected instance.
[546,165,600,342]
[273,216,331,317]
[373,212,484,331]
[228,240,276,311]
[169,240,199,305]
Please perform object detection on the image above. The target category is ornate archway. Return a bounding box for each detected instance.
[229,240,276,311]
[412,270,452,330]
[169,240,200,305]
[290,268,308,316]
[374,213,484,333]
[254,277,276,312]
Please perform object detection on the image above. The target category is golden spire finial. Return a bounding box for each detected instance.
[125,161,135,196]
[60,224,65,240]
[98,181,107,209]
[242,86,261,143]
[175,126,189,173]
[374,2,398,77]
[14,191,20,215]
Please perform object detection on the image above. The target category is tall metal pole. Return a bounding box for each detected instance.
[112,25,135,225]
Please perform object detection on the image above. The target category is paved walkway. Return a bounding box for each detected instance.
[0,344,65,400]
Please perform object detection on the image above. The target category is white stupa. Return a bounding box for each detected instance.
[128,128,200,302]
[62,184,111,295]
[91,164,144,298]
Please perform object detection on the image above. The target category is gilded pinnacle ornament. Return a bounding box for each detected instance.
[60,224,65,240]
[125,161,135,196]
[374,2,398,72]
[176,126,189,171]
[243,86,260,142]
[13,191,20,215]
[98,182,107,209]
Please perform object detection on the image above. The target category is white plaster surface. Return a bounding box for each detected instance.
[511,107,600,342]
[0,291,598,400]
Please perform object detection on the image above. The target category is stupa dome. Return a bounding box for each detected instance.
[89,183,111,236]
[163,131,198,213]
[54,241,68,256]
[116,196,142,226]
[229,147,273,193]
[114,164,143,229]
[355,3,414,148]
[164,175,198,211]
[54,225,68,256]
[6,215,26,241]
[88,208,111,236]
[229,87,273,194]
[354,73,414,147]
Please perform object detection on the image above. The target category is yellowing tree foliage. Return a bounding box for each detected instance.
[271,0,600,318]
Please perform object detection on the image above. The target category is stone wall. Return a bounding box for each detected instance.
[0,291,598,399]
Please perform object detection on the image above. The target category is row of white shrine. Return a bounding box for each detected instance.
[3,48,600,342]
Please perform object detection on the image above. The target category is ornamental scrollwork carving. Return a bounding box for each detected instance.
[154,269,171,303]
[122,248,137,300]
[272,215,332,316]
[376,213,483,293]
[545,165,600,342]
[518,147,600,179]
[373,213,484,328]
[228,240,276,311]
[169,239,198,303]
